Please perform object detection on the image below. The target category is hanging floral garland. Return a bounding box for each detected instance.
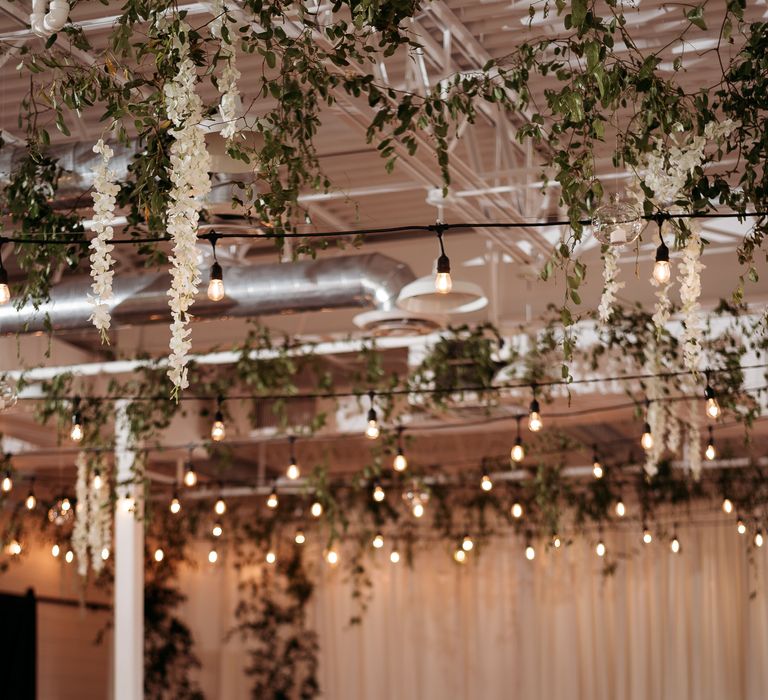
[643,344,665,477]
[72,451,90,576]
[598,246,623,324]
[163,22,212,397]
[211,0,241,140]
[88,139,120,343]
[88,455,111,573]
[687,396,702,481]
[678,225,705,373]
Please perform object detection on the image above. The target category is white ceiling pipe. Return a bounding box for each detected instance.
[29,0,69,37]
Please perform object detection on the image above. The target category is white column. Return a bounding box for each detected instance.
[114,399,144,700]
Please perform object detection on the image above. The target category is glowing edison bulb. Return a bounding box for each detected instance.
[480,475,493,492]
[372,533,384,549]
[1,472,12,493]
[525,544,535,561]
[211,415,226,442]
[705,384,721,419]
[528,399,543,433]
[310,501,323,518]
[266,490,278,509]
[294,529,305,545]
[737,519,747,535]
[642,528,653,545]
[70,421,84,443]
[183,464,197,487]
[596,540,606,558]
[365,418,380,440]
[615,500,626,518]
[7,540,21,556]
[325,548,339,566]
[207,271,225,302]
[670,536,680,554]
[101,547,110,561]
[511,502,524,519]
[25,492,36,510]
[461,535,474,552]
[511,438,525,464]
[653,259,671,285]
[453,548,467,563]
[214,497,227,515]
[51,543,60,558]
[265,550,277,565]
[92,471,103,491]
[593,461,604,479]
[212,523,223,538]
[208,549,218,563]
[755,530,764,548]
[641,423,654,451]
[154,548,164,563]
[412,503,425,518]
[434,270,452,294]
[372,484,385,503]
[393,451,408,472]
[61,497,71,512]
[390,549,400,564]
[286,462,300,481]
[722,498,734,515]
[552,535,562,549]
[169,496,182,515]
[65,550,74,564]
[705,442,717,461]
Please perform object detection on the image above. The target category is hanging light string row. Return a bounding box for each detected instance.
[11,362,768,404]
[0,210,765,245]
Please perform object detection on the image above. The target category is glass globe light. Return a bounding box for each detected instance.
[592,194,643,247]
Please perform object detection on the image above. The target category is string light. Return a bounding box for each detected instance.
[211,396,226,442]
[511,501,524,519]
[266,488,279,509]
[737,517,747,535]
[372,483,385,503]
[294,529,306,545]
[365,391,380,440]
[214,495,227,515]
[286,436,300,480]
[206,234,225,302]
[525,534,535,561]
[208,549,218,563]
[51,543,60,558]
[7,539,21,556]
[670,530,681,554]
[722,497,733,514]
[705,427,717,461]
[92,469,103,491]
[390,548,400,564]
[461,534,474,552]
[1,470,12,493]
[434,226,452,294]
[511,417,525,463]
[212,523,223,538]
[592,446,603,479]
[641,420,654,452]
[183,461,198,487]
[412,502,425,518]
[615,497,626,518]
[755,529,764,548]
[0,241,10,305]
[70,396,84,443]
[595,540,606,558]
[25,482,36,510]
[453,547,467,563]
[704,379,721,419]
[642,524,653,544]
[480,474,493,492]
[310,500,323,517]
[652,222,671,284]
[551,534,562,549]
[325,548,339,565]
[61,497,71,512]
[372,532,384,549]
[101,547,110,561]
[154,548,164,562]
[65,550,74,564]
[265,550,277,564]
[169,492,182,514]
[528,387,542,432]
[393,426,408,472]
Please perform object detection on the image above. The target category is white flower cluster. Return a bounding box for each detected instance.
[211,0,241,139]
[72,451,90,577]
[88,456,111,573]
[164,25,212,396]
[88,139,120,343]
[678,226,705,372]
[598,246,624,324]
[643,345,665,477]
[687,397,702,480]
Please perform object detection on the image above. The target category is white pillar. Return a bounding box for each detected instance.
[114,399,144,700]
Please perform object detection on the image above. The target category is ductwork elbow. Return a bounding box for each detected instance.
[30,0,70,37]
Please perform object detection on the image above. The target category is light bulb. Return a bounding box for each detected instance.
[265,550,276,564]
[92,471,103,490]
[208,549,218,563]
[25,492,36,510]
[480,475,493,492]
[705,442,716,461]
[642,528,653,545]
[412,503,425,518]
[207,269,225,302]
[390,550,400,564]
[641,423,654,451]
[652,260,671,285]
[266,491,278,509]
[212,523,223,537]
[670,536,680,554]
[372,484,385,502]
[593,462,603,479]
[286,462,300,480]
[170,497,181,514]
[183,464,197,487]
[61,497,71,512]
[7,539,21,556]
[211,415,226,442]
[294,529,305,544]
[511,439,525,463]
[154,548,164,563]
[70,418,83,443]
[615,500,626,518]
[755,530,764,548]
[737,519,746,535]
[51,543,60,558]
[101,547,110,561]
[461,535,474,552]
[722,498,733,514]
[65,550,74,564]
[552,535,562,549]
[1,472,11,493]
[310,501,323,517]
[372,533,384,549]
[525,544,535,561]
[528,398,543,432]
[511,502,524,519]
[434,271,452,294]
[214,497,227,515]
[596,540,606,557]
[365,419,380,440]
[393,451,408,472]
[453,548,466,563]
[704,383,721,419]
[325,548,339,565]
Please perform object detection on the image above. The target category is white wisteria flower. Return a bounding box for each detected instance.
[88,455,111,573]
[678,225,705,372]
[88,139,120,343]
[598,246,624,324]
[643,345,665,477]
[687,398,702,480]
[211,0,241,139]
[72,451,90,577]
[164,24,212,397]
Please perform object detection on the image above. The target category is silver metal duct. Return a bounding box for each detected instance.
[0,253,416,334]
